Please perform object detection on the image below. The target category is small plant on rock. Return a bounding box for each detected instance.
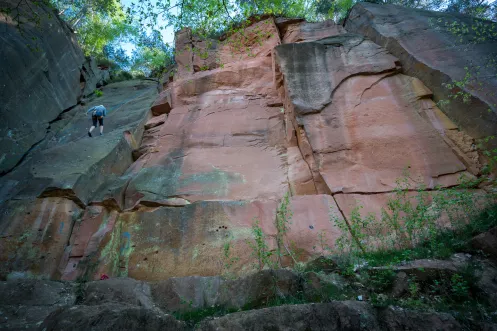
[246,218,274,270]
[450,273,470,300]
[221,241,240,277]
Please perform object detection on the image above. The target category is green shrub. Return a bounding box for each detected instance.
[109,70,133,83]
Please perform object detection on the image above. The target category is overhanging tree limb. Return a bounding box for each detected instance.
[222,0,235,21]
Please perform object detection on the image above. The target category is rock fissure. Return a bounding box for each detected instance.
[0,9,495,327]
[329,67,400,106]
[353,71,399,108]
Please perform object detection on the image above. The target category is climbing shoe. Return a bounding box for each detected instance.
[88,131,92,137]
[100,132,103,136]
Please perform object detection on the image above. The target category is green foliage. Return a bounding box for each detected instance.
[330,170,493,263]
[108,70,133,83]
[431,17,497,116]
[245,192,301,271]
[445,0,497,19]
[221,240,240,277]
[130,30,175,77]
[327,0,356,21]
[76,4,136,58]
[479,136,497,173]
[127,0,317,38]
[275,192,295,264]
[246,218,275,270]
[450,273,470,298]
[94,89,103,97]
[368,268,396,292]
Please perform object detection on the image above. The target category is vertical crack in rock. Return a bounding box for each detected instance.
[331,194,366,254]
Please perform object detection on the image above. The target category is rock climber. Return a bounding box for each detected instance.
[86,104,107,137]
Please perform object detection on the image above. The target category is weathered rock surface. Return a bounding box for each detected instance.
[474,260,497,309]
[40,303,187,331]
[198,301,380,331]
[0,0,110,174]
[151,89,172,116]
[2,4,497,330]
[277,19,346,43]
[1,1,494,292]
[198,301,464,330]
[82,277,154,308]
[472,226,497,259]
[275,34,472,196]
[345,2,497,142]
[0,198,83,280]
[81,57,110,96]
[378,306,462,330]
[0,279,75,330]
[1,266,495,330]
[0,80,157,280]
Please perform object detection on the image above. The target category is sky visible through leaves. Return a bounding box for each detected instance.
[120,0,177,56]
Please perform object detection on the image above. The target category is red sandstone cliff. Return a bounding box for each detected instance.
[0,6,493,283]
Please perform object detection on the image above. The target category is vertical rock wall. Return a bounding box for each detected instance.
[55,14,486,282]
[0,4,493,281]
[0,0,109,175]
[345,3,497,142]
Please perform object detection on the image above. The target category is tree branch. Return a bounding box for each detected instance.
[222,0,235,22]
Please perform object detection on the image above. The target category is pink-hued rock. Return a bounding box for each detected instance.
[171,57,277,107]
[174,28,194,77]
[1,7,493,284]
[310,74,470,193]
[59,206,118,281]
[91,200,279,280]
[174,18,281,79]
[287,146,316,196]
[123,79,288,208]
[150,90,172,116]
[218,18,281,65]
[274,34,399,116]
[0,198,82,279]
[279,20,345,43]
[275,34,471,194]
[144,114,167,130]
[283,195,344,262]
[191,37,219,72]
[334,190,489,236]
[345,3,497,142]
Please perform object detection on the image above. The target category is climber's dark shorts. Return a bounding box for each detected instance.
[92,115,104,127]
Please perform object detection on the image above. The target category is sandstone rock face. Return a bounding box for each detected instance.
[275,34,472,195]
[0,272,475,331]
[345,3,497,142]
[279,19,346,43]
[0,0,110,175]
[81,57,110,96]
[0,80,157,280]
[0,8,493,283]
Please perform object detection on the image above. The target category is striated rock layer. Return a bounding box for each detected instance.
[0,6,492,282]
[345,3,497,142]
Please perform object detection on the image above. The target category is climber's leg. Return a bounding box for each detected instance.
[88,116,98,137]
[98,117,104,135]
